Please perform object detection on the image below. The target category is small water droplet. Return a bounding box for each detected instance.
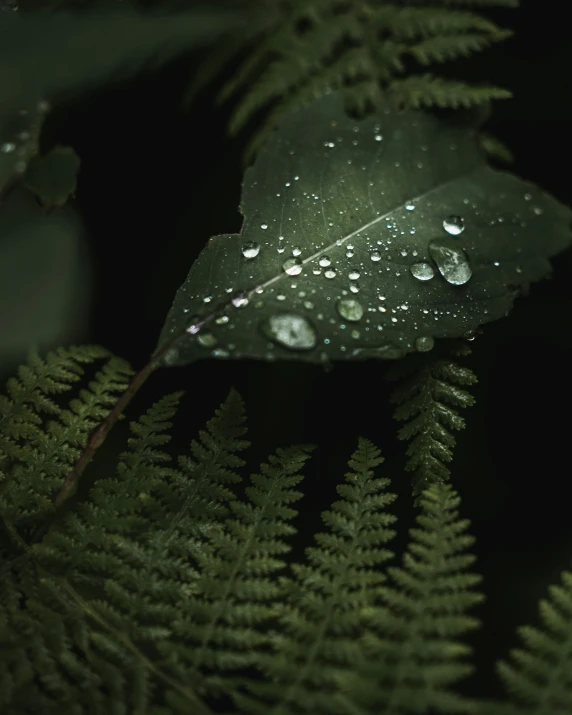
[370,250,381,262]
[336,298,364,322]
[1,142,16,153]
[443,215,465,236]
[303,300,314,310]
[374,134,383,142]
[415,336,434,352]
[532,206,543,215]
[348,270,360,280]
[405,202,415,211]
[428,240,472,285]
[319,256,332,267]
[313,267,322,275]
[241,241,260,259]
[232,292,249,307]
[203,294,213,303]
[261,223,268,229]
[198,332,217,348]
[324,268,337,279]
[215,315,229,325]
[277,294,286,301]
[292,246,302,256]
[410,262,435,281]
[283,258,303,276]
[212,349,230,358]
[163,348,179,365]
[262,314,317,350]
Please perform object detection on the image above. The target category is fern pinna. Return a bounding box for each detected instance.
[1,346,572,714]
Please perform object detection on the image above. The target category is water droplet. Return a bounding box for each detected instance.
[283,258,302,276]
[349,284,359,294]
[163,348,179,365]
[292,246,302,256]
[336,298,364,322]
[532,206,543,216]
[405,202,415,211]
[212,348,230,358]
[428,240,472,285]
[370,250,381,262]
[1,142,16,153]
[215,315,229,325]
[324,269,337,279]
[232,292,249,307]
[415,336,434,352]
[203,294,213,303]
[410,262,435,281]
[303,300,314,310]
[262,314,317,351]
[348,270,360,280]
[374,134,383,142]
[443,215,465,236]
[241,241,260,259]
[198,332,217,348]
[261,223,268,229]
[319,256,332,267]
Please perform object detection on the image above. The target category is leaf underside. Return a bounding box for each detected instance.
[157,93,571,367]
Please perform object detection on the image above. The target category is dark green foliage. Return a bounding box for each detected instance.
[213,0,517,156]
[1,350,572,713]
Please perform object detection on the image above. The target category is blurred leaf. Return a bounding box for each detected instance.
[156,93,571,367]
[24,145,80,210]
[0,4,249,192]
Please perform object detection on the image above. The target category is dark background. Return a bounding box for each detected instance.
[11,0,572,703]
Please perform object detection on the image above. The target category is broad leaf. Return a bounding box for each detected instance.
[157,93,571,367]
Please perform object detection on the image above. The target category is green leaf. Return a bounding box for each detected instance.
[24,145,80,210]
[156,93,572,368]
[0,5,247,192]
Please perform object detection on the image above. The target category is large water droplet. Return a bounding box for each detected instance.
[348,269,360,280]
[319,255,332,267]
[336,298,364,322]
[232,292,249,307]
[370,250,381,262]
[324,268,337,279]
[262,314,317,351]
[410,262,435,281]
[283,257,303,276]
[292,246,302,256]
[241,241,260,259]
[442,215,465,236]
[428,240,472,285]
[415,336,434,352]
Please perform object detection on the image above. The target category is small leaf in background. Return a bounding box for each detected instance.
[0,4,252,192]
[156,93,571,368]
[24,145,80,211]
[0,99,50,198]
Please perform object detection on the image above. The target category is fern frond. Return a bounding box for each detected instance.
[0,346,132,528]
[234,437,398,714]
[495,570,572,713]
[223,0,515,155]
[479,130,514,163]
[334,482,484,714]
[161,444,311,698]
[388,352,477,502]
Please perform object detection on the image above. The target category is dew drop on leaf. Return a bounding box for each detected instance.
[231,292,249,307]
[410,262,435,281]
[319,255,332,267]
[241,241,260,259]
[215,315,229,325]
[370,250,381,262]
[324,268,337,279]
[442,215,465,236]
[292,246,302,256]
[261,314,317,350]
[198,332,217,348]
[415,336,434,352]
[283,257,303,276]
[428,240,472,285]
[348,270,360,280]
[336,298,364,322]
